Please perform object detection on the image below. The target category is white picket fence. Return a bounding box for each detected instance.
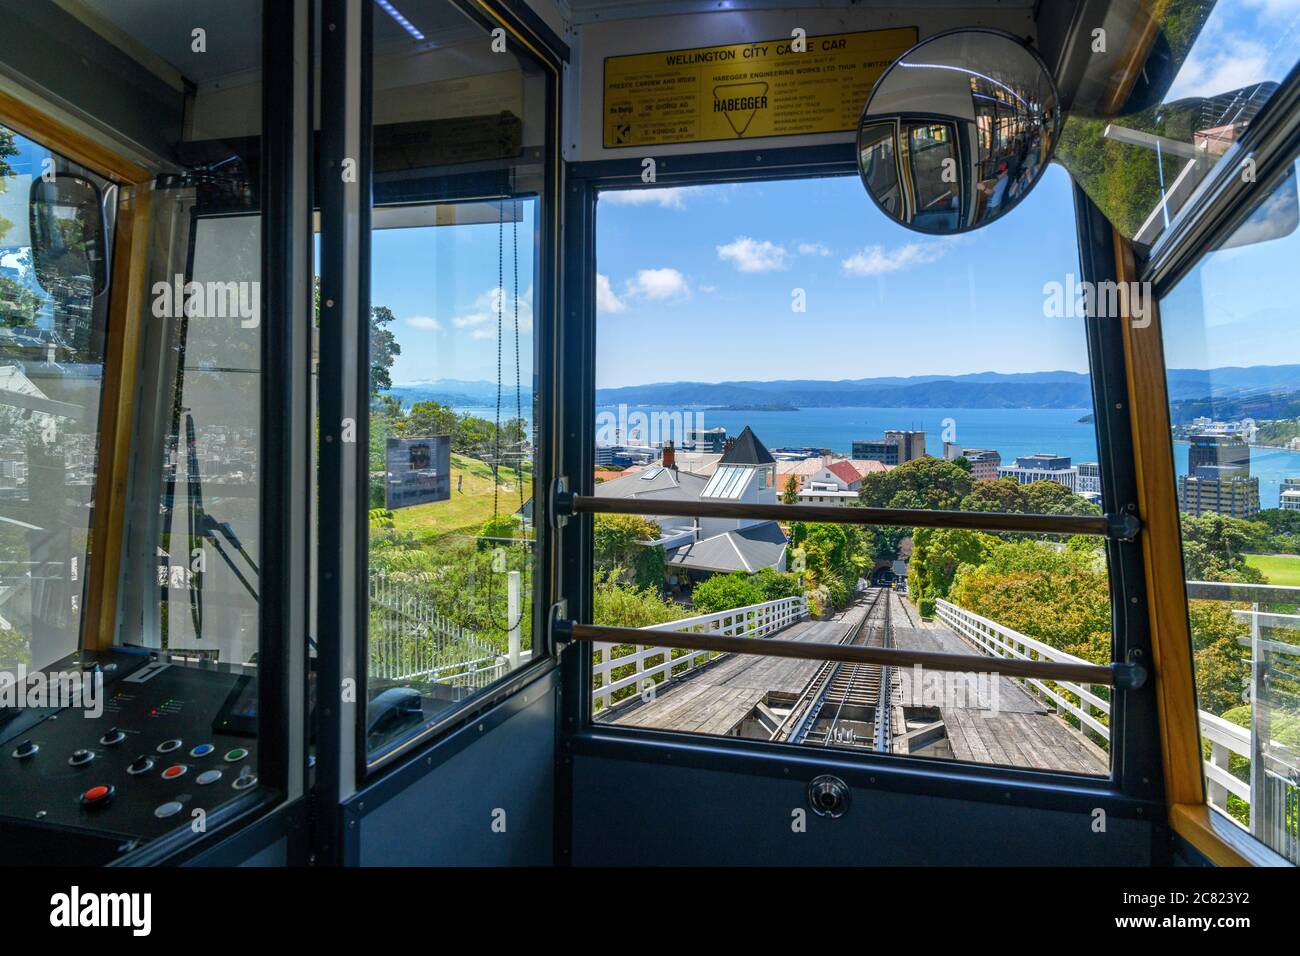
[591,595,807,712]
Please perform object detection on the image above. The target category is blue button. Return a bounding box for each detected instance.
[190,743,215,758]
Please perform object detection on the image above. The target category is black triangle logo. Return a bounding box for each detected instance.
[712,82,769,137]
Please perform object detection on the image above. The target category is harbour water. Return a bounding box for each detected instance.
[456,402,1300,511]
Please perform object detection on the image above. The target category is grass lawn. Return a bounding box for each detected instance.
[389,453,532,543]
[1244,553,1300,586]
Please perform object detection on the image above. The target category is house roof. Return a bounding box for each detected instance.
[825,460,862,486]
[775,458,827,478]
[593,465,708,503]
[666,451,722,477]
[667,520,788,574]
[848,459,890,478]
[719,425,775,466]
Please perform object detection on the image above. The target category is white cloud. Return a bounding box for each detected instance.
[601,187,690,210]
[1165,26,1270,102]
[699,284,717,294]
[798,242,830,257]
[842,241,951,276]
[628,268,690,300]
[452,287,533,336]
[717,236,788,272]
[596,273,627,314]
[404,316,442,331]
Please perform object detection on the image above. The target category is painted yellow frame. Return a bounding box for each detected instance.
[0,88,152,654]
[1117,234,1292,867]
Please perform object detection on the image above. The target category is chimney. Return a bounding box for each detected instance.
[662,440,676,470]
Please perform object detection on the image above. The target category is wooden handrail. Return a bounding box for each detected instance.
[566,622,1120,685]
[567,494,1126,538]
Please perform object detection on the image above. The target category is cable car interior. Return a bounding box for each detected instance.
[0,0,1297,878]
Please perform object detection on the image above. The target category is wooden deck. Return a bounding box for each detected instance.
[889,592,1109,775]
[596,589,1109,776]
[596,615,857,736]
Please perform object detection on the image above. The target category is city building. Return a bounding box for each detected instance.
[1176,434,1261,518]
[1178,474,1261,518]
[1281,489,1300,512]
[1077,462,1102,502]
[853,430,925,466]
[998,453,1079,492]
[686,426,728,453]
[1187,434,1250,476]
[943,443,1002,481]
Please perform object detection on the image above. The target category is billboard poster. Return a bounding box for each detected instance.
[385,436,451,509]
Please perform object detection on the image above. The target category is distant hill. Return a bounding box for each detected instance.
[386,365,1300,414]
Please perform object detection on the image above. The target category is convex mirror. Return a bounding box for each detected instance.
[858,30,1062,235]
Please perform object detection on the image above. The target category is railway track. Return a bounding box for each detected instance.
[772,586,893,749]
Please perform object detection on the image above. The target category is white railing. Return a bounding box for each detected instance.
[369,571,508,687]
[936,596,1299,863]
[935,599,1112,743]
[592,595,808,712]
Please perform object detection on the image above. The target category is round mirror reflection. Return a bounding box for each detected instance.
[857,30,1061,235]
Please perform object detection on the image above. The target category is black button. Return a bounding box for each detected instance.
[127,755,155,775]
[99,727,126,746]
[11,740,38,759]
[68,749,94,767]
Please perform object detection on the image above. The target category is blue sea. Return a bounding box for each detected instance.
[454,403,1300,511]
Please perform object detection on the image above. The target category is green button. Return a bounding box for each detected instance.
[224,748,250,762]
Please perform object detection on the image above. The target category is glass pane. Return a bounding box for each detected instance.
[591,170,1112,775]
[1060,1,1300,245]
[0,126,113,672]
[364,2,549,757]
[0,2,267,859]
[1159,155,1300,862]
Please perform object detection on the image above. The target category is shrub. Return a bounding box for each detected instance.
[691,573,763,614]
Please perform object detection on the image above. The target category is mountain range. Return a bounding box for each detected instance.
[387,365,1300,413]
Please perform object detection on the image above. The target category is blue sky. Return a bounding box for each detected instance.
[364,0,1300,389]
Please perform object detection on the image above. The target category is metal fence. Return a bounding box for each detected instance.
[368,571,506,689]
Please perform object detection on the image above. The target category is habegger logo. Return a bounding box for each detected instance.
[49,887,151,936]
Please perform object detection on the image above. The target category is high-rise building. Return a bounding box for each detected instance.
[1281,477,1300,511]
[1178,435,1260,518]
[853,430,925,465]
[943,445,1001,481]
[1188,434,1250,476]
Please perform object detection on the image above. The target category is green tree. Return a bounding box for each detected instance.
[369,305,401,395]
[593,513,666,589]
[691,573,763,614]
[780,474,799,504]
[1180,512,1269,582]
[858,456,973,511]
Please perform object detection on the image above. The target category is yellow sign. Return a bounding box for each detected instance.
[602,27,918,148]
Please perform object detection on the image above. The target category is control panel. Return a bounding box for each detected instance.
[0,649,259,858]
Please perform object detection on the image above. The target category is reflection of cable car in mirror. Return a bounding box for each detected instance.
[0,0,1296,909]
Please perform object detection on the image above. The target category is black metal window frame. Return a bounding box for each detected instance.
[555,146,1165,825]
[315,0,567,863]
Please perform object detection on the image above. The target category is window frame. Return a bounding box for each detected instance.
[1131,62,1300,867]
[316,0,565,800]
[559,144,1163,814]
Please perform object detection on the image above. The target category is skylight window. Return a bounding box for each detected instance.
[702,465,749,499]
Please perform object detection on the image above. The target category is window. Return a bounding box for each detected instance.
[362,3,551,758]
[1061,1,1300,246]
[0,125,114,672]
[1158,154,1300,863]
[590,168,1114,776]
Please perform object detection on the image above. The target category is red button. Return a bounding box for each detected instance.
[162,764,187,779]
[80,784,113,806]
